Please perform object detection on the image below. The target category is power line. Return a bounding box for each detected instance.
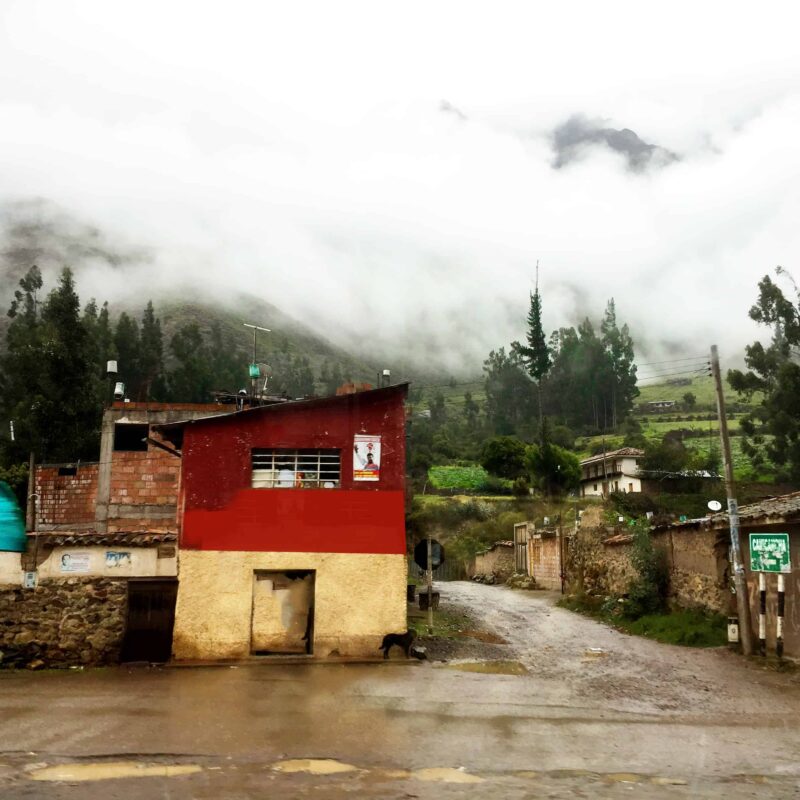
[637,355,709,368]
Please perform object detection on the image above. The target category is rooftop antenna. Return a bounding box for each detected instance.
[243,323,271,405]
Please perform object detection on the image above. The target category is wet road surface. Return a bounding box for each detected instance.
[1,581,799,798]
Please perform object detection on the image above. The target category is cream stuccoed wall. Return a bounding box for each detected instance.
[0,551,23,584]
[173,550,407,660]
[0,547,176,585]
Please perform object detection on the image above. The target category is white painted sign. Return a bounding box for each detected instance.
[22,571,37,589]
[353,434,381,481]
[59,552,91,573]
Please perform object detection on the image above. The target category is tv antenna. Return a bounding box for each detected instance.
[243,323,271,403]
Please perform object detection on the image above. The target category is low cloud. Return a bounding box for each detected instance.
[1,2,799,374]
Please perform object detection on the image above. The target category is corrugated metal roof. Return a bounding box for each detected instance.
[153,383,410,444]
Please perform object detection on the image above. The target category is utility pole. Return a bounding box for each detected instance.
[243,323,270,404]
[427,532,434,634]
[711,345,754,655]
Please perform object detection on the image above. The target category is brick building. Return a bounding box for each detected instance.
[0,401,229,667]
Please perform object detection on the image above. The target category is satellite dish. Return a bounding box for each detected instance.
[708,500,723,512]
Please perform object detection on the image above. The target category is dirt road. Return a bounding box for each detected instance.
[0,582,798,799]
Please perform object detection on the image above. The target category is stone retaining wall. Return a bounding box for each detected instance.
[0,577,127,668]
[568,507,730,615]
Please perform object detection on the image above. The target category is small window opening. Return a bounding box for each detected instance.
[114,423,149,452]
[252,449,341,488]
[57,466,77,476]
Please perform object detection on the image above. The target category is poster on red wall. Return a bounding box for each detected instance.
[353,434,381,481]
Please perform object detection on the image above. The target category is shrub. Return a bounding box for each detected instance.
[625,520,669,619]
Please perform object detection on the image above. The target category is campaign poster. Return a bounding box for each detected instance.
[60,552,91,573]
[353,435,381,481]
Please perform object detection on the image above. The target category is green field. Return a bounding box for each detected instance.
[427,464,512,491]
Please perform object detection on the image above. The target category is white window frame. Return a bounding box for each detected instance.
[251,449,341,489]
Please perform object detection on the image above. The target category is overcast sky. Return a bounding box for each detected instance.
[1,1,799,373]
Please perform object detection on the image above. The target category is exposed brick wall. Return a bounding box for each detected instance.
[35,464,99,527]
[109,451,180,507]
[530,534,562,590]
[0,577,127,668]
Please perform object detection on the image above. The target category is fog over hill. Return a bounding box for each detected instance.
[1,4,799,374]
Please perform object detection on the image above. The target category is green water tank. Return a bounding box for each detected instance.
[0,481,27,553]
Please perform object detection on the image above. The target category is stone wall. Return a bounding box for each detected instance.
[0,578,127,668]
[471,544,515,581]
[567,507,730,615]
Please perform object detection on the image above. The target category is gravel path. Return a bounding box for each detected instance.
[438,581,800,717]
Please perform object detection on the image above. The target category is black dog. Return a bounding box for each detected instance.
[379,630,417,659]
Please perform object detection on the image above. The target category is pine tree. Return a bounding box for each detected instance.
[114,312,142,399]
[512,265,551,440]
[37,268,100,460]
[168,323,213,402]
[138,301,164,400]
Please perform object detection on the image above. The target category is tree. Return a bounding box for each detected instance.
[600,299,639,427]
[463,391,480,431]
[728,270,800,479]
[483,347,534,436]
[682,391,696,409]
[168,323,213,402]
[113,312,142,398]
[139,301,166,401]
[512,269,551,436]
[480,436,527,479]
[429,392,447,426]
[524,438,581,496]
[36,268,100,461]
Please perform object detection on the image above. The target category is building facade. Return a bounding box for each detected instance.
[157,384,408,661]
[0,402,228,668]
[579,448,645,497]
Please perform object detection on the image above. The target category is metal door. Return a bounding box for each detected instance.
[120,580,178,663]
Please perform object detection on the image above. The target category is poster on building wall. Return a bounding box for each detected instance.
[353,434,381,481]
[60,552,91,573]
[105,551,132,568]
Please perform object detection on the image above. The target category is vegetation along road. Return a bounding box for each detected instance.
[1,582,799,799]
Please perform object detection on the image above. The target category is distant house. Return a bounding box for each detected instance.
[579,448,645,497]
[646,400,676,412]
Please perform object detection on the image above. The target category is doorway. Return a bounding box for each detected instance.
[251,570,315,655]
[120,579,178,663]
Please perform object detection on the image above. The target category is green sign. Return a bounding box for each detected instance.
[749,533,791,573]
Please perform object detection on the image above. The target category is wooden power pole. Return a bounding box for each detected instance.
[711,345,754,655]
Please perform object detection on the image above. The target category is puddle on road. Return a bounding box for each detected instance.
[28,761,202,782]
[272,758,358,775]
[411,767,484,784]
[439,660,528,675]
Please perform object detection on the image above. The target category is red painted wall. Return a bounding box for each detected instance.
[179,387,407,555]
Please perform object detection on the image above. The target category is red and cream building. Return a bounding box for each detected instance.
[157,383,408,660]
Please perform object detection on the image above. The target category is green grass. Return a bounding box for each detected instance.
[636,374,718,406]
[408,606,474,639]
[624,611,727,647]
[558,597,727,648]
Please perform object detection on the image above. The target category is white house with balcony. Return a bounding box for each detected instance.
[579,447,645,497]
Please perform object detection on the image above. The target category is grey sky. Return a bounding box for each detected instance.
[1,1,799,371]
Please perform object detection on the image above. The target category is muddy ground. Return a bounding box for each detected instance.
[0,581,799,799]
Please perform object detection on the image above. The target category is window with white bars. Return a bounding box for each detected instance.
[251,449,341,489]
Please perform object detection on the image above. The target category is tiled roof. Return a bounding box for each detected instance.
[580,447,645,466]
[656,491,800,531]
[29,530,177,547]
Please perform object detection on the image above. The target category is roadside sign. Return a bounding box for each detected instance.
[414,539,445,571]
[749,533,791,573]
